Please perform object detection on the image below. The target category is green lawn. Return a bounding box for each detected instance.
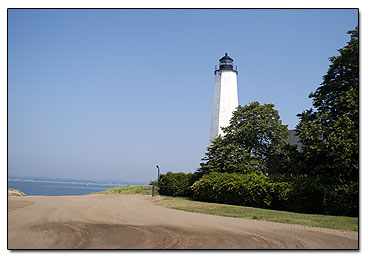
[153,196,358,232]
[90,185,358,232]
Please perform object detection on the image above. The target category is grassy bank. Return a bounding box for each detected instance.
[154,196,358,232]
[89,185,158,195]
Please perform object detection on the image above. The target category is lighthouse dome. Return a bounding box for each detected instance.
[219,53,234,64]
[217,53,237,72]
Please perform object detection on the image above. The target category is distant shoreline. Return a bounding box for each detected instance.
[7,179,124,197]
[8,178,122,187]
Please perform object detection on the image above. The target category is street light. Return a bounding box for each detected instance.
[156,165,160,180]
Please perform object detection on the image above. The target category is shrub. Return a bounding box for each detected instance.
[188,171,358,216]
[268,177,358,216]
[323,182,358,216]
[286,178,325,214]
[191,172,272,208]
[157,172,196,197]
[189,176,218,202]
[268,181,293,211]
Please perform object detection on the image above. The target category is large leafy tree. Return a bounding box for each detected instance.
[296,27,358,183]
[198,102,289,175]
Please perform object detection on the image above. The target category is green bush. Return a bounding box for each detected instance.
[323,182,358,216]
[268,181,293,210]
[190,172,358,216]
[156,170,358,216]
[191,172,272,208]
[286,178,325,214]
[268,177,358,216]
[157,172,196,197]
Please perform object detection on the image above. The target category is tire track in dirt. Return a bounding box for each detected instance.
[8,195,358,249]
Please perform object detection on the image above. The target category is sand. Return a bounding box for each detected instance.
[8,194,358,249]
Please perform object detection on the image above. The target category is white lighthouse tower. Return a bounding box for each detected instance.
[209,53,239,141]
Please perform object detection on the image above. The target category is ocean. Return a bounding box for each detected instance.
[8,178,123,196]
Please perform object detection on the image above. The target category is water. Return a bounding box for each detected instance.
[8,178,122,196]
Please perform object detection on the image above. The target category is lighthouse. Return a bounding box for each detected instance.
[209,53,239,142]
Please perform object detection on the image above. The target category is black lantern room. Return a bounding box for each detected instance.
[215,53,238,74]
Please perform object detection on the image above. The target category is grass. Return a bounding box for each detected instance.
[89,186,358,232]
[153,196,358,232]
[89,185,159,195]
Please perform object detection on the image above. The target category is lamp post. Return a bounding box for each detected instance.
[156,165,160,180]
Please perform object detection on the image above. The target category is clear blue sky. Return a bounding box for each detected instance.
[8,9,358,184]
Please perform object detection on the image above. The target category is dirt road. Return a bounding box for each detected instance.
[8,194,358,249]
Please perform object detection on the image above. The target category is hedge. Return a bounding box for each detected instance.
[191,172,272,208]
[157,172,197,197]
[323,182,358,216]
[190,172,358,216]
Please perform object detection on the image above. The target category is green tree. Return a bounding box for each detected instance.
[198,102,289,175]
[267,143,307,177]
[296,26,358,183]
